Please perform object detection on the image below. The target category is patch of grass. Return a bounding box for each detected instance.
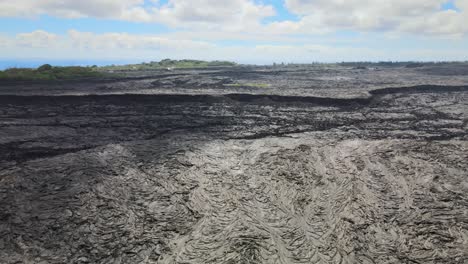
[224,83,270,88]
[0,64,105,81]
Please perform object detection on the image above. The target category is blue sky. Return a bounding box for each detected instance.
[0,0,467,66]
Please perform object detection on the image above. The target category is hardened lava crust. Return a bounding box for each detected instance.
[1,64,468,263]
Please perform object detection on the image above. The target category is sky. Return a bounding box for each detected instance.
[0,0,468,66]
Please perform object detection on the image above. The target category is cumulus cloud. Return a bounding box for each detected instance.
[0,30,219,60]
[66,30,214,50]
[0,0,144,19]
[0,0,275,30]
[150,0,275,30]
[3,29,213,52]
[283,0,468,36]
[16,30,58,48]
[456,0,468,10]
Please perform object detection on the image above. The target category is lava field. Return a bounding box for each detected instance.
[0,65,468,263]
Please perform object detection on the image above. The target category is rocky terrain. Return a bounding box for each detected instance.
[0,64,467,263]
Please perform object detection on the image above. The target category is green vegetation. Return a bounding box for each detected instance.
[224,83,270,88]
[0,59,237,80]
[99,59,237,71]
[0,64,104,81]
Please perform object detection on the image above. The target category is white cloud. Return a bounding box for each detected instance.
[16,30,58,48]
[0,0,275,31]
[0,30,219,60]
[456,0,468,10]
[283,0,468,36]
[0,0,144,19]
[66,30,214,50]
[0,34,11,47]
[150,0,275,30]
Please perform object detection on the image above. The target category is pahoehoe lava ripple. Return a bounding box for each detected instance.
[0,82,467,263]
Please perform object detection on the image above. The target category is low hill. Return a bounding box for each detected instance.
[98,59,237,71]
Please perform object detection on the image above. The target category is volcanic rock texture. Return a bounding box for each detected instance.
[1,65,468,263]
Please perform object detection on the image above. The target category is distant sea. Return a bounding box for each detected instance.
[0,59,140,70]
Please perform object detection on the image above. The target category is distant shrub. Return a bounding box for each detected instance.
[37,64,53,72]
[207,60,237,67]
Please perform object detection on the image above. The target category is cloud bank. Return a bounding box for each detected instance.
[1,29,467,63]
